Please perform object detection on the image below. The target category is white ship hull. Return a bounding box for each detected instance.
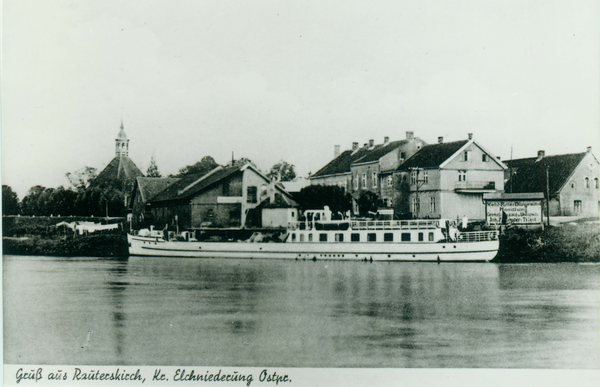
[127,234,499,262]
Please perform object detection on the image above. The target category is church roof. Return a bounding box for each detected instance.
[92,156,144,187]
[134,177,180,203]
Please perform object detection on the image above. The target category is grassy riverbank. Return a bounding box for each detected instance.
[495,219,599,263]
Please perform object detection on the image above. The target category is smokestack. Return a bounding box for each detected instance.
[352,142,359,151]
[384,136,389,144]
[369,139,374,148]
[334,145,341,158]
[438,136,443,144]
[468,133,473,140]
[406,131,414,141]
[536,150,545,161]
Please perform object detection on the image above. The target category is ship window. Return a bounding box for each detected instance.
[401,233,411,241]
[429,232,434,241]
[299,234,304,242]
[335,233,344,242]
[308,234,313,242]
[418,232,424,241]
[319,233,328,242]
[291,233,296,242]
[351,233,360,242]
[384,233,393,242]
[367,233,376,242]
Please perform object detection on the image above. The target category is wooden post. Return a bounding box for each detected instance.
[546,165,550,227]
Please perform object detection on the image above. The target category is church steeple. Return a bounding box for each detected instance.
[115,120,129,157]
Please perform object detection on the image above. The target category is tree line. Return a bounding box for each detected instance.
[3,157,299,218]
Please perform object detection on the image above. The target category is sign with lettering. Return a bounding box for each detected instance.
[486,200,542,225]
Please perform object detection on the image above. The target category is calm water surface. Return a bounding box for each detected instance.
[3,255,599,368]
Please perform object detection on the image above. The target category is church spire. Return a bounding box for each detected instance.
[115,121,129,157]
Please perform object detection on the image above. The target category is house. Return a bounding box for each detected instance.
[309,132,426,212]
[395,134,507,220]
[130,176,180,229]
[504,147,599,217]
[138,163,297,230]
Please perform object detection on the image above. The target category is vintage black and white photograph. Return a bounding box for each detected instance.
[2,1,599,386]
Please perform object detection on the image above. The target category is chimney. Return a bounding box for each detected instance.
[536,150,545,161]
[468,133,473,140]
[587,146,592,153]
[384,136,389,144]
[369,139,374,148]
[406,131,414,141]
[352,142,359,151]
[363,143,368,148]
[334,145,341,158]
[438,136,443,144]
[496,156,501,160]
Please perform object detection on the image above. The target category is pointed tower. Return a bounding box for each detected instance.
[115,120,129,157]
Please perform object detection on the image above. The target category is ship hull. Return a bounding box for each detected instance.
[127,234,498,262]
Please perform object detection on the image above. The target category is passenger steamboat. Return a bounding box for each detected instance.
[128,208,499,262]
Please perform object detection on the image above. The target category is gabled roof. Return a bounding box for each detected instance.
[135,177,180,203]
[353,139,413,164]
[92,156,144,186]
[310,148,371,178]
[505,152,589,195]
[397,140,469,170]
[151,165,243,203]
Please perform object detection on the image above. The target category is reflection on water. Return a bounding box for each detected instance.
[3,256,599,368]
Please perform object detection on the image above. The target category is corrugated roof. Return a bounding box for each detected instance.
[505,152,587,195]
[397,140,469,170]
[92,156,144,186]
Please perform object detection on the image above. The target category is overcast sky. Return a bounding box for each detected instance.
[2,0,599,198]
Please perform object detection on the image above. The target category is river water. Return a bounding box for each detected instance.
[3,255,599,368]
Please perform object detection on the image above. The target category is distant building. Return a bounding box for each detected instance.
[138,163,296,230]
[130,176,180,229]
[504,147,599,217]
[309,132,426,213]
[395,134,506,220]
[91,122,144,198]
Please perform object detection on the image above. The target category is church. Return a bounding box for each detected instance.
[90,121,144,203]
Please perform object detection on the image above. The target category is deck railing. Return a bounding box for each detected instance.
[288,219,440,231]
[456,230,498,242]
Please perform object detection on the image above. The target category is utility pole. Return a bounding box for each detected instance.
[546,164,550,227]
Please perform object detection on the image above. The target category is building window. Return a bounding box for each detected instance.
[571,182,575,188]
[574,200,582,214]
[411,197,420,214]
[482,154,489,162]
[585,177,590,188]
[387,175,393,187]
[384,233,393,241]
[430,197,436,213]
[596,178,599,189]
[423,171,428,183]
[461,151,471,161]
[362,173,367,189]
[400,152,406,161]
[354,175,359,190]
[416,142,422,150]
[372,172,377,188]
[411,171,417,185]
[351,233,360,242]
[207,208,214,218]
[458,170,467,181]
[247,186,257,203]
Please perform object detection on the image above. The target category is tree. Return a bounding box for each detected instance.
[20,185,47,215]
[66,167,98,191]
[232,157,257,169]
[2,185,20,215]
[267,161,296,181]
[175,156,219,177]
[356,191,383,217]
[146,154,162,177]
[393,174,411,219]
[295,185,352,215]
